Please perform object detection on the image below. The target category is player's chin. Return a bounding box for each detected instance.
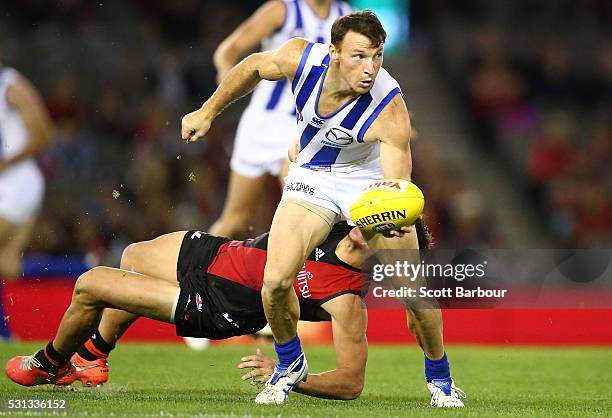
[354,82,373,94]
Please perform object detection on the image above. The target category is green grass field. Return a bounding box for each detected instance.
[1,342,611,417]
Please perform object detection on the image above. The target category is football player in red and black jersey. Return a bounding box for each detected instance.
[5,220,445,403]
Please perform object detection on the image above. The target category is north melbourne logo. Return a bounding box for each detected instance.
[324,128,353,147]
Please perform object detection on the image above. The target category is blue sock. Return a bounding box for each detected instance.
[424,352,450,382]
[274,336,303,369]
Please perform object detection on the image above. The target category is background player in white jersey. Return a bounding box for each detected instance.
[186,0,351,351]
[210,0,350,238]
[182,11,464,407]
[0,47,54,279]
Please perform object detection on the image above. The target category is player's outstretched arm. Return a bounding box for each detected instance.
[181,37,308,143]
[367,94,412,180]
[295,294,367,399]
[213,0,286,84]
[0,76,54,172]
[237,293,367,400]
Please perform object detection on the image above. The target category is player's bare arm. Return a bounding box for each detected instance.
[181,37,309,143]
[1,76,54,172]
[294,294,367,399]
[365,94,412,180]
[239,293,367,400]
[213,0,286,84]
[365,95,413,238]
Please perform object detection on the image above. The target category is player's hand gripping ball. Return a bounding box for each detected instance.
[349,179,424,236]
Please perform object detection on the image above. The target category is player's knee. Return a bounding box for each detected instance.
[73,267,106,304]
[120,242,142,271]
[262,268,294,295]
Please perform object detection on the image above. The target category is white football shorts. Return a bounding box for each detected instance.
[0,160,44,225]
[281,159,383,225]
[230,106,298,178]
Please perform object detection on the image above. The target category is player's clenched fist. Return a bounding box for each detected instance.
[181,108,211,143]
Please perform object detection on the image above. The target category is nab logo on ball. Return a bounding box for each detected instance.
[324,128,353,147]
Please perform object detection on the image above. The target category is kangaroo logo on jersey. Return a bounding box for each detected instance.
[323,128,354,147]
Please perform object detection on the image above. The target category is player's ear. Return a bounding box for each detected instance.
[329,43,340,62]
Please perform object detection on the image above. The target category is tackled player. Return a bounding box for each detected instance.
[6,222,391,400]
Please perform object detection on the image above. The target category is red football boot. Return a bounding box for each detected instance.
[54,353,109,387]
[5,354,75,386]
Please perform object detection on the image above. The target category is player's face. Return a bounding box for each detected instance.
[332,31,384,94]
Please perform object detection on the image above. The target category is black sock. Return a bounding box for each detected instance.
[77,330,115,360]
[34,341,69,374]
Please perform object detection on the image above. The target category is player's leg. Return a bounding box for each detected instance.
[0,217,34,280]
[366,229,464,407]
[0,217,22,340]
[209,170,267,237]
[368,230,446,360]
[263,198,334,341]
[5,266,179,386]
[55,267,178,354]
[68,231,194,386]
[257,198,335,404]
[0,219,34,340]
[0,165,43,280]
[96,231,188,345]
[406,307,444,359]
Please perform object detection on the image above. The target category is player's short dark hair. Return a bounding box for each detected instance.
[331,10,386,49]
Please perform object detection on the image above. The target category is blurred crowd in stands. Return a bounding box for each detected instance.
[418,0,611,246]
[1,0,608,272]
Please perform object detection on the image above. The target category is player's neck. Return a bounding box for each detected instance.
[304,0,332,19]
[323,63,361,102]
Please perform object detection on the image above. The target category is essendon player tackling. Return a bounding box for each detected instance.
[6,222,421,400]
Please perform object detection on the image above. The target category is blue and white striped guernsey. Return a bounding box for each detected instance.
[291,43,402,172]
[248,0,351,116]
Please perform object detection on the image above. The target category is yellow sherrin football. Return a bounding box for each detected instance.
[349,179,425,236]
